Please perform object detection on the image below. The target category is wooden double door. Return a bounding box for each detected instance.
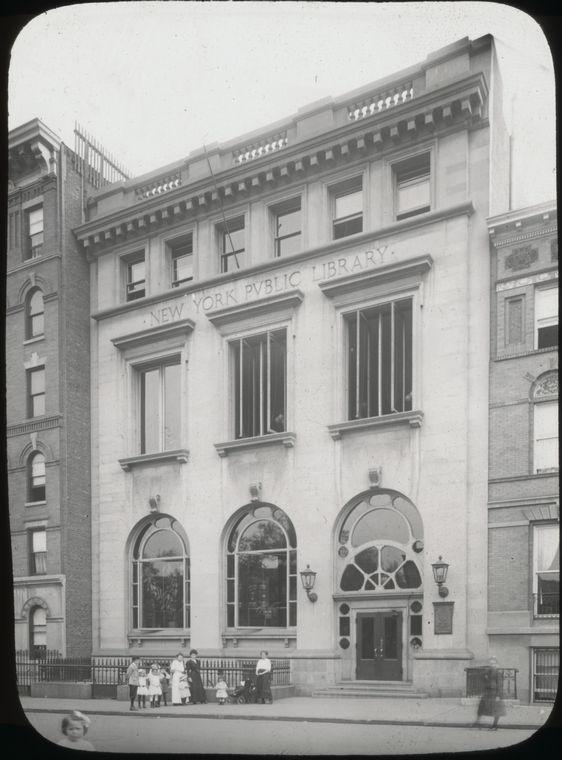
[356,611,403,680]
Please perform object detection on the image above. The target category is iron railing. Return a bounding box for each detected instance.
[532,648,559,702]
[465,667,518,700]
[16,650,91,688]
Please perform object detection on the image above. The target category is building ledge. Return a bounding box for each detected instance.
[111,319,195,351]
[328,410,423,439]
[487,627,559,635]
[7,414,63,437]
[319,255,433,300]
[489,472,559,484]
[215,432,296,457]
[413,648,474,660]
[119,449,190,471]
[222,629,296,647]
[206,289,304,331]
[25,501,47,508]
[494,345,558,362]
[23,336,45,346]
[13,574,65,586]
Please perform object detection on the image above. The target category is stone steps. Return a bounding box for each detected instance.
[312,681,429,699]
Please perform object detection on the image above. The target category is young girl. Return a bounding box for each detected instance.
[147,663,162,708]
[58,711,94,751]
[137,668,148,708]
[215,669,229,705]
[179,671,191,704]
[159,665,170,707]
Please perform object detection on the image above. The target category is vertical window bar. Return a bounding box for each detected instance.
[355,309,360,419]
[366,316,371,417]
[402,312,406,410]
[266,331,271,433]
[238,338,243,439]
[259,338,264,436]
[378,314,382,416]
[390,301,395,412]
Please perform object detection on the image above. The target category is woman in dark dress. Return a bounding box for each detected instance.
[186,649,207,704]
[474,657,506,729]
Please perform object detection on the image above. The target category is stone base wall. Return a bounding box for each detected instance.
[413,650,474,697]
[291,656,341,695]
[29,682,93,699]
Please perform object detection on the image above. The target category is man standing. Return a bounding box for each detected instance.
[126,656,140,711]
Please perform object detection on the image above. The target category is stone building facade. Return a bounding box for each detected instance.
[487,202,558,703]
[74,35,511,696]
[6,119,126,657]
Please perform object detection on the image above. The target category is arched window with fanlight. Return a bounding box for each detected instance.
[130,515,190,630]
[226,504,297,628]
[337,490,423,593]
[28,451,46,503]
[26,288,44,339]
[29,606,47,659]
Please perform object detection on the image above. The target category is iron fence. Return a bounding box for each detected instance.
[465,667,518,700]
[16,650,91,689]
[532,648,559,702]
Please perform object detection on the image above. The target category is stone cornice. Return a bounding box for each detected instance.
[7,414,63,437]
[111,319,195,350]
[75,74,487,253]
[206,290,304,330]
[319,255,433,300]
[90,201,474,322]
[490,225,558,249]
[328,410,423,439]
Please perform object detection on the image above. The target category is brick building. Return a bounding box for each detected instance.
[6,119,127,657]
[73,35,513,696]
[487,202,558,703]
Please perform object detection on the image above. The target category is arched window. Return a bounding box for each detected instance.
[131,515,189,630]
[226,504,297,628]
[26,289,44,339]
[533,371,558,474]
[337,490,423,592]
[28,451,46,502]
[29,606,47,659]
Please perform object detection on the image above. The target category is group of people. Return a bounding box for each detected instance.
[126,650,273,709]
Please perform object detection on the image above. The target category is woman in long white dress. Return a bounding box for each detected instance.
[170,653,185,705]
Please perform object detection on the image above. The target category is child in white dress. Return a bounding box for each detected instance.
[137,668,148,708]
[147,663,162,708]
[215,669,229,705]
[179,672,191,704]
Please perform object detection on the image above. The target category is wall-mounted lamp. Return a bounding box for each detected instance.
[249,482,262,502]
[149,495,160,513]
[300,565,318,602]
[431,555,449,598]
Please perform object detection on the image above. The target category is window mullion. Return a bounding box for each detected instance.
[239,338,243,439]
[355,309,360,419]
[391,301,395,412]
[259,338,264,436]
[266,332,271,433]
[378,312,382,416]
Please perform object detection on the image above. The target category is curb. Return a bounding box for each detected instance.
[23,706,540,731]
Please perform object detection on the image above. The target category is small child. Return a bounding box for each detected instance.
[137,668,148,708]
[179,671,191,704]
[147,663,163,708]
[58,710,94,751]
[215,670,229,705]
[159,666,170,707]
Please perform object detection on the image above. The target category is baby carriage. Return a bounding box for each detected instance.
[231,675,257,704]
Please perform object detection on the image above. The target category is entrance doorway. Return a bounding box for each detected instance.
[356,611,402,680]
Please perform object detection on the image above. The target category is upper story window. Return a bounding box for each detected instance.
[534,400,558,474]
[28,451,46,503]
[27,367,45,418]
[231,329,286,439]
[273,197,301,257]
[29,528,47,575]
[168,234,194,287]
[533,523,559,617]
[26,289,44,339]
[26,206,44,260]
[125,253,146,301]
[394,153,431,220]
[331,177,363,240]
[139,359,181,454]
[219,216,245,273]
[346,298,412,420]
[535,285,558,349]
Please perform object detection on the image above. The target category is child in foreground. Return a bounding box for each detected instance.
[215,669,229,705]
[58,711,94,751]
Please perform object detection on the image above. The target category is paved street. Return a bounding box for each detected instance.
[25,710,536,755]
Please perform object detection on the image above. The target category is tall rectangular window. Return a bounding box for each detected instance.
[273,197,301,257]
[232,329,286,439]
[532,649,559,702]
[346,299,413,420]
[533,524,559,617]
[140,360,181,454]
[29,529,47,575]
[505,296,524,346]
[534,401,558,473]
[169,234,193,287]
[26,206,44,259]
[125,254,146,301]
[394,153,431,220]
[220,217,245,273]
[27,367,45,417]
[332,177,363,240]
[535,285,558,349]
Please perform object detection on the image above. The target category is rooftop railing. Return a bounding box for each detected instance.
[347,82,415,121]
[233,132,288,166]
[135,171,183,201]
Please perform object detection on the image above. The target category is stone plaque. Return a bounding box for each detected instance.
[433,601,454,634]
[505,246,538,271]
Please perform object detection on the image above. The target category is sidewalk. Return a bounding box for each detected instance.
[19,695,554,731]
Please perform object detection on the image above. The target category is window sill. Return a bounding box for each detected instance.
[222,629,296,647]
[495,345,558,362]
[128,630,191,647]
[119,449,190,471]
[23,336,45,346]
[25,501,47,507]
[215,432,296,457]
[328,410,423,439]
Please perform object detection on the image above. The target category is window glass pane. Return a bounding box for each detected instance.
[237,551,287,626]
[28,208,43,234]
[340,563,364,591]
[173,254,193,283]
[164,363,181,449]
[30,290,44,316]
[535,287,558,321]
[33,607,47,626]
[360,617,374,659]
[143,529,183,559]
[397,176,430,214]
[141,559,183,628]
[380,545,406,573]
[535,525,560,572]
[335,190,362,219]
[238,520,286,551]
[32,453,46,481]
[534,402,559,471]
[352,508,409,547]
[276,208,301,237]
[354,546,378,574]
[32,530,46,552]
[223,226,245,253]
[395,560,422,588]
[270,331,286,432]
[129,260,145,283]
[277,233,301,257]
[410,615,422,635]
[538,325,558,349]
[141,369,160,453]
[30,369,45,395]
[384,616,399,658]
